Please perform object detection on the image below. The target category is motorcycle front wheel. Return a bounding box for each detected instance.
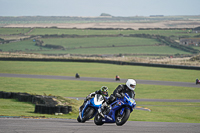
[81,107,94,122]
[77,115,82,122]
[94,114,104,126]
[116,108,130,126]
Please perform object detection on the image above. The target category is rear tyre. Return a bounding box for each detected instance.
[94,114,104,125]
[81,107,94,122]
[116,108,130,126]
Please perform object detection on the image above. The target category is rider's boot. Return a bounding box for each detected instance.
[98,108,105,118]
[98,102,108,118]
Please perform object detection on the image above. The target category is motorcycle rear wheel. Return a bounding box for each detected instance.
[81,107,94,122]
[94,114,104,125]
[116,108,130,126]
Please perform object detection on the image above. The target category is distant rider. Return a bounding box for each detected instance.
[98,79,136,117]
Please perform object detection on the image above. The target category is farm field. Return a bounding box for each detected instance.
[0,28,31,35]
[0,35,193,55]
[41,37,159,47]
[27,28,199,37]
[1,27,200,37]
[0,27,200,63]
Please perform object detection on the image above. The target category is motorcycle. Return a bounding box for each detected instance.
[94,92,136,126]
[196,79,200,85]
[77,94,106,123]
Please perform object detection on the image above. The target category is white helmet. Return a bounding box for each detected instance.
[126,79,136,91]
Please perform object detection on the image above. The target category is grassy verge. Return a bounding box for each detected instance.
[0,61,199,82]
[130,101,200,123]
[0,98,82,119]
[1,77,200,99]
[1,99,199,123]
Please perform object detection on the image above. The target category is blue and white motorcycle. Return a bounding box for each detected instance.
[77,94,105,123]
[94,92,136,126]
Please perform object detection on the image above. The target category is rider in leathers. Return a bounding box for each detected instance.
[80,86,108,111]
[99,79,136,117]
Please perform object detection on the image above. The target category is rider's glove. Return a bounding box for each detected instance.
[84,98,87,102]
[116,93,122,98]
[86,95,91,100]
[121,93,125,97]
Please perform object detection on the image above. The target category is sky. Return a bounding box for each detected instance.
[0,0,200,17]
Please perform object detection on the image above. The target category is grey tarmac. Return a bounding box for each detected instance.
[0,118,200,133]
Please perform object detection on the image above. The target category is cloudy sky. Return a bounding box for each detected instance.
[0,0,200,16]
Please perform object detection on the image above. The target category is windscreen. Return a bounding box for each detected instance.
[96,94,104,102]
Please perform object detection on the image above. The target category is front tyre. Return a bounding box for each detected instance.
[77,115,82,122]
[116,108,130,126]
[94,114,104,126]
[81,107,94,122]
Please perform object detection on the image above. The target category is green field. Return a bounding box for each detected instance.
[0,26,200,123]
[0,76,200,123]
[0,28,31,35]
[1,98,199,123]
[0,61,200,123]
[1,27,199,37]
[1,27,199,57]
[0,37,192,55]
[0,40,49,52]
[0,61,199,82]
[1,77,200,99]
[41,37,159,47]
[27,28,200,37]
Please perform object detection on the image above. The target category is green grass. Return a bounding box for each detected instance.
[27,28,200,37]
[25,45,191,55]
[0,40,50,52]
[0,98,81,119]
[1,28,198,55]
[0,60,200,123]
[1,37,192,55]
[41,37,159,48]
[1,94,200,123]
[130,102,200,123]
[0,77,200,99]
[0,61,199,82]
[0,28,31,35]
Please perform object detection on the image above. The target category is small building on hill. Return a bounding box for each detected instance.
[180,38,200,46]
[193,26,200,33]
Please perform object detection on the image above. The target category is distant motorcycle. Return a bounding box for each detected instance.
[196,79,200,85]
[77,94,106,123]
[94,92,136,126]
[75,73,80,78]
[115,75,120,81]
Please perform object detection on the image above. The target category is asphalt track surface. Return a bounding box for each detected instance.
[0,118,200,133]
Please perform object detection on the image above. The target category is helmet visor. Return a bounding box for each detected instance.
[130,84,135,88]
